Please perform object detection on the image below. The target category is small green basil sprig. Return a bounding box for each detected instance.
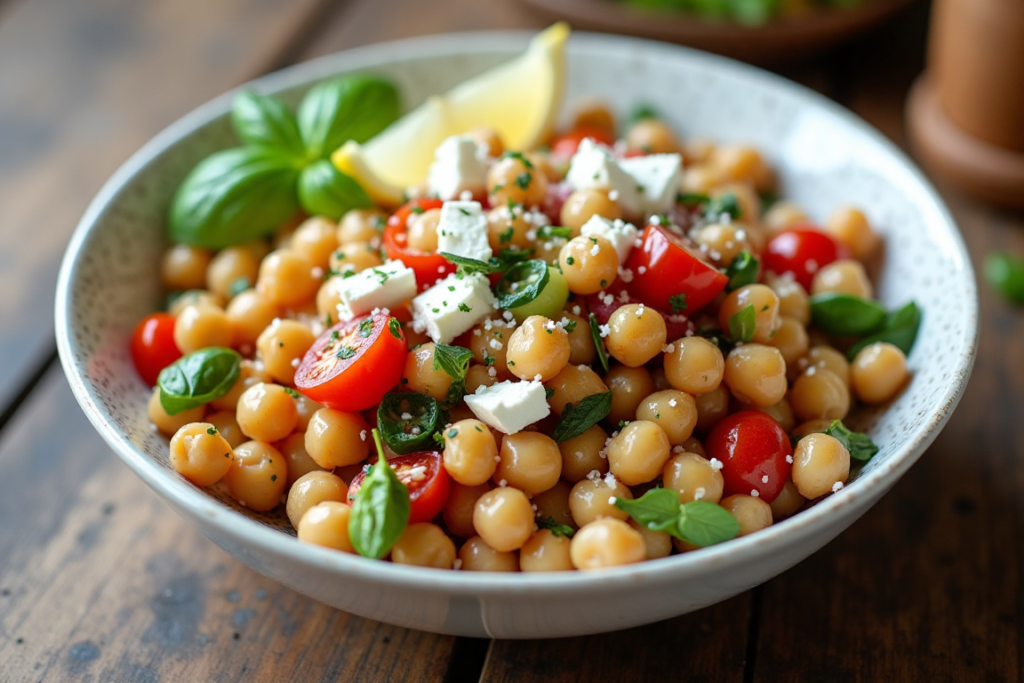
[348,429,411,560]
[432,343,474,409]
[158,347,241,415]
[615,488,740,548]
[810,294,922,360]
[551,391,612,443]
[169,76,399,249]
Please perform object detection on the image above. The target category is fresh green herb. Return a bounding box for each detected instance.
[515,172,532,189]
[458,303,472,312]
[705,192,742,221]
[589,313,610,374]
[566,256,575,266]
[410,205,425,215]
[297,159,373,219]
[627,103,658,124]
[432,432,446,447]
[536,515,575,538]
[544,387,556,400]
[440,250,531,276]
[727,305,757,343]
[228,277,252,299]
[297,75,400,160]
[538,226,573,240]
[284,387,301,399]
[230,90,306,158]
[499,225,515,244]
[824,420,879,462]
[845,301,922,360]
[207,426,218,435]
[809,293,887,337]
[432,344,474,409]
[483,353,496,367]
[157,347,241,416]
[551,391,612,443]
[348,429,410,559]
[986,251,1024,304]
[501,151,534,169]
[562,320,578,333]
[458,207,471,216]
[614,489,740,547]
[388,317,403,339]
[377,393,441,455]
[359,318,374,338]
[725,251,759,291]
[336,345,356,360]
[677,192,711,208]
[669,293,688,314]
[496,260,550,309]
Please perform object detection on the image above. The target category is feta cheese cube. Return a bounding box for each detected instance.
[464,380,550,434]
[333,260,417,320]
[411,272,496,344]
[566,138,643,218]
[580,215,640,264]
[619,153,683,216]
[436,201,493,262]
[427,135,489,201]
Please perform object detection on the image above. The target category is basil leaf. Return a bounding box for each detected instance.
[348,429,410,559]
[725,251,759,292]
[157,347,241,416]
[169,147,300,249]
[551,391,612,443]
[432,343,473,409]
[614,488,681,535]
[846,301,922,360]
[231,91,305,159]
[705,192,742,221]
[297,159,373,219]
[677,192,711,208]
[588,313,610,374]
[985,251,1024,304]
[628,103,658,124]
[727,304,757,343]
[377,393,440,455]
[536,515,575,538]
[496,260,550,309]
[440,252,503,275]
[298,75,400,160]
[824,420,879,462]
[538,226,573,240]
[677,501,740,547]
[809,293,887,337]
[669,293,688,314]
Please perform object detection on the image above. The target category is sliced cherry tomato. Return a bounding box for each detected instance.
[130,312,182,385]
[383,198,455,290]
[295,312,406,412]
[550,126,616,159]
[705,410,792,503]
[348,450,451,525]
[762,226,850,291]
[625,224,729,314]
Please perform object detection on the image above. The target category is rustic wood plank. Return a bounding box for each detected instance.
[0,370,458,683]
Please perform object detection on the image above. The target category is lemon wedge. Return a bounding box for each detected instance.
[332,23,570,207]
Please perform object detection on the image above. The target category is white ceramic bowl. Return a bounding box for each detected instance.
[55,31,977,639]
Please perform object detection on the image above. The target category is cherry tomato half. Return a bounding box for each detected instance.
[295,312,406,412]
[762,226,849,291]
[348,450,451,525]
[585,282,693,340]
[550,126,616,159]
[625,224,729,314]
[383,198,455,290]
[130,312,182,385]
[705,410,792,503]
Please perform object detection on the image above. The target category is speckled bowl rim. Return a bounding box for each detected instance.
[56,30,978,597]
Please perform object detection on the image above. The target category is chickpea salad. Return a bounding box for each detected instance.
[133,59,920,573]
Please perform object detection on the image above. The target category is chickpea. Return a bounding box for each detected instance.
[293,394,322,432]
[625,119,681,154]
[569,476,632,527]
[694,384,730,432]
[571,100,615,133]
[148,389,205,436]
[328,242,383,275]
[206,411,245,449]
[534,235,568,266]
[168,290,224,317]
[826,206,880,261]
[487,154,548,207]
[769,316,809,367]
[560,189,621,234]
[403,343,455,402]
[709,144,773,191]
[169,422,235,486]
[492,432,561,494]
[629,518,673,560]
[853,341,909,404]
[545,364,608,416]
[505,316,571,382]
[754,398,796,433]
[680,164,726,194]
[605,365,654,425]
[459,536,519,572]
[792,433,850,499]
[558,236,619,295]
[297,501,354,552]
[808,345,851,386]
[636,390,697,445]
[720,494,773,536]
[337,209,386,245]
[468,127,504,158]
[444,483,491,538]
[563,312,596,365]
[664,336,725,395]
[519,529,574,572]
[764,201,809,234]
[225,290,278,349]
[209,360,269,412]
[406,208,441,252]
[712,184,762,228]
[792,419,834,439]
[207,247,260,300]
[531,480,576,530]
[286,471,348,529]
[558,424,610,482]
[290,217,340,269]
[681,436,707,457]
[304,408,370,468]
[791,368,850,421]
[693,223,753,267]
[767,274,810,325]
[718,284,780,345]
[223,440,288,511]
[161,244,212,291]
[683,138,715,165]
[465,365,498,394]
[651,367,671,392]
[391,523,457,569]
[486,205,536,252]
[236,383,298,443]
[811,259,873,299]
[605,304,667,368]
[570,518,646,570]
[473,487,535,552]
[770,479,806,519]
[468,317,516,376]
[724,344,787,407]
[256,249,320,307]
[443,419,499,486]
[663,451,724,504]
[278,432,325,485]
[255,320,315,385]
[173,303,233,354]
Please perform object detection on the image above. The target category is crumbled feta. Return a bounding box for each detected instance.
[333,260,417,320]
[565,138,643,217]
[436,200,492,262]
[411,272,496,344]
[709,458,724,472]
[427,135,489,201]
[620,153,682,216]
[832,481,844,493]
[464,380,550,434]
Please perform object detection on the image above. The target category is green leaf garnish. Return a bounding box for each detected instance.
[614,489,740,547]
[432,343,474,409]
[986,251,1024,304]
[536,515,575,539]
[705,192,742,221]
[809,293,887,337]
[348,429,410,559]
[824,420,879,462]
[669,293,688,314]
[588,313,610,374]
[377,393,440,455]
[230,90,305,159]
[725,251,759,291]
[495,260,550,310]
[551,391,612,443]
[297,159,373,219]
[727,304,757,343]
[845,301,921,360]
[157,347,241,416]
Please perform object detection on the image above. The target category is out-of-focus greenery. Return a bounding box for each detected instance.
[621,0,865,25]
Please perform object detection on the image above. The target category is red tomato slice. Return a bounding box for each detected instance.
[384,198,455,291]
[762,226,849,291]
[130,312,182,385]
[625,224,728,314]
[348,451,451,525]
[294,312,406,412]
[705,410,792,503]
[550,127,616,159]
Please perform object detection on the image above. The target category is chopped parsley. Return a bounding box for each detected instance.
[669,293,688,314]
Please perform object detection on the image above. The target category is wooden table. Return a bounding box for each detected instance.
[1,0,1020,680]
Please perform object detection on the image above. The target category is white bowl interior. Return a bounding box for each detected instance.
[56,32,976,638]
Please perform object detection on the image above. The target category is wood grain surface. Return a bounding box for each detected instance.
[1,0,1021,681]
